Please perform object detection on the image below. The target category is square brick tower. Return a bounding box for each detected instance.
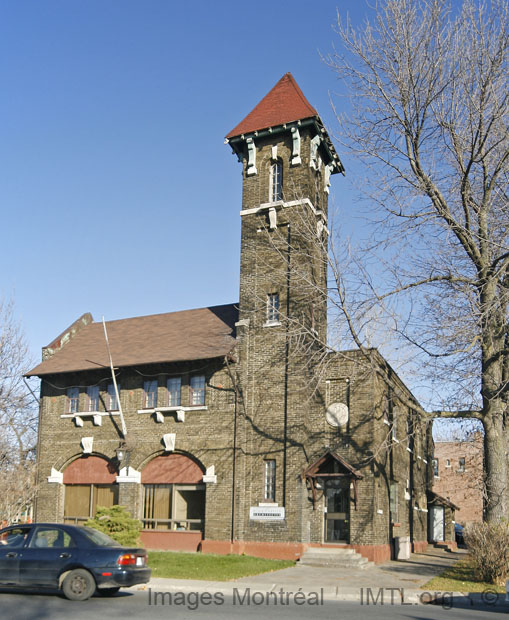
[225,73,344,545]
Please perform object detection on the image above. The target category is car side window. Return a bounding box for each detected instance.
[0,527,30,548]
[29,528,75,549]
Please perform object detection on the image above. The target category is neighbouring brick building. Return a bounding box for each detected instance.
[27,73,434,563]
[432,434,484,527]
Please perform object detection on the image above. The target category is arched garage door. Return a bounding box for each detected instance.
[63,456,118,524]
[141,454,205,532]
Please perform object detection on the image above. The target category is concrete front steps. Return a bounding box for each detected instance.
[298,547,374,569]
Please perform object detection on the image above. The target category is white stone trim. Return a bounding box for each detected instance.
[246,137,257,175]
[202,465,217,484]
[116,467,141,483]
[162,433,176,452]
[61,411,120,419]
[48,467,63,484]
[81,437,93,454]
[290,127,301,165]
[240,198,327,226]
[138,406,207,415]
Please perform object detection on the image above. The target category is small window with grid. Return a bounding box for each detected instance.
[167,377,182,407]
[266,293,280,323]
[67,387,79,413]
[264,460,276,502]
[87,386,99,412]
[190,376,205,406]
[144,380,158,408]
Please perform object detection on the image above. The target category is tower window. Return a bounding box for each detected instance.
[266,293,280,323]
[264,460,276,501]
[108,383,120,410]
[270,162,283,202]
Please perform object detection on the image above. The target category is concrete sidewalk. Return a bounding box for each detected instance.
[134,546,486,605]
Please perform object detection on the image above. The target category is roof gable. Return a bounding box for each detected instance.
[226,73,318,139]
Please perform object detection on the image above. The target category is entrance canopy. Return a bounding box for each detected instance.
[302,451,363,510]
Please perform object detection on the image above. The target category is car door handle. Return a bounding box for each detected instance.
[6,552,17,558]
[59,552,71,558]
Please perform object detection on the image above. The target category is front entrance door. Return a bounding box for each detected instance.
[324,479,350,543]
[430,506,444,542]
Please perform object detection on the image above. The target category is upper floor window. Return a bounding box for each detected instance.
[270,161,283,202]
[144,380,158,409]
[67,387,79,413]
[458,457,465,472]
[264,460,276,502]
[267,293,280,323]
[190,375,205,406]
[167,377,181,407]
[445,459,451,468]
[107,383,120,410]
[87,386,99,412]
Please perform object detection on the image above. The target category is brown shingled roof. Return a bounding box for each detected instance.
[226,73,318,139]
[26,304,238,376]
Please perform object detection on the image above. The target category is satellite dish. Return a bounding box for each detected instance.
[326,402,349,428]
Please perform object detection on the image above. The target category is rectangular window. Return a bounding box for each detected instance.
[63,484,118,524]
[87,386,99,412]
[167,377,181,407]
[446,459,451,468]
[190,376,205,406]
[432,458,439,477]
[144,380,158,408]
[390,482,399,522]
[67,387,79,413]
[458,457,465,472]
[107,383,120,410]
[264,460,276,502]
[143,484,205,531]
[267,293,280,323]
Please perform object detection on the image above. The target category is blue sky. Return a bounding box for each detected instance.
[1,0,365,361]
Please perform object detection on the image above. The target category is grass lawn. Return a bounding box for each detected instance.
[147,551,295,581]
[422,557,505,593]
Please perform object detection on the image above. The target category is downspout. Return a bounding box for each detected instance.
[282,224,291,507]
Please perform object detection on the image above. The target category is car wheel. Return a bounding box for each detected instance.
[98,587,121,597]
[62,568,96,601]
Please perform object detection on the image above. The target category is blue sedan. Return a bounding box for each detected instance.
[0,523,151,600]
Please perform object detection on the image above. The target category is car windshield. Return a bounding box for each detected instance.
[78,526,122,547]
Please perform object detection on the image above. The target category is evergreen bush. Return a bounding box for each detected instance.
[85,505,142,547]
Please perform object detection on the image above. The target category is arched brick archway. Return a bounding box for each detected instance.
[141,453,204,484]
[63,455,118,524]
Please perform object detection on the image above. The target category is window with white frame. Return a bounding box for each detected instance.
[458,457,465,472]
[144,380,158,408]
[167,377,181,407]
[190,376,205,406]
[446,459,451,468]
[269,161,283,202]
[267,293,280,323]
[87,386,99,412]
[107,383,120,410]
[264,460,276,502]
[67,387,79,413]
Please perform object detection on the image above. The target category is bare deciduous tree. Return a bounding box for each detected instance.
[324,0,508,520]
[0,298,38,524]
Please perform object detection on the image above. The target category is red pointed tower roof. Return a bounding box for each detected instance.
[226,73,318,139]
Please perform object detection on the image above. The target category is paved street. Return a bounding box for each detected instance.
[0,588,507,620]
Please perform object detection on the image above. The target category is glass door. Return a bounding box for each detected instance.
[324,479,350,542]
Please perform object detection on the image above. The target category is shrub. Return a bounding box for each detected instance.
[464,521,509,585]
[85,505,142,547]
